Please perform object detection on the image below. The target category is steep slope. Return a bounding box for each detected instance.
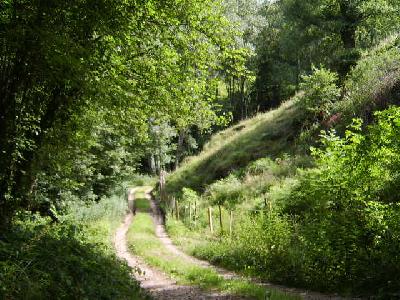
[166,99,307,195]
[164,34,400,297]
[167,34,400,197]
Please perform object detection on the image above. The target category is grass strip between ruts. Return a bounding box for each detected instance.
[127,203,300,300]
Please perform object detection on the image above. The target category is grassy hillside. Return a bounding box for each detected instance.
[166,99,307,195]
[165,34,400,297]
[167,34,400,197]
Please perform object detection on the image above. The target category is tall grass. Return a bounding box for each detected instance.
[127,204,300,300]
[166,99,307,195]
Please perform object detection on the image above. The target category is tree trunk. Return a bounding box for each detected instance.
[175,129,185,170]
[338,1,361,78]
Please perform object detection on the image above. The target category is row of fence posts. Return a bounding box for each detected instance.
[168,195,234,236]
[159,171,230,235]
[159,171,273,238]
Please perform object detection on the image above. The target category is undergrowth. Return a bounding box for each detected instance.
[127,199,300,300]
[166,99,307,195]
[165,35,400,297]
[0,188,146,300]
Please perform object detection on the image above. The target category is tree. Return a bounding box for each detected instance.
[281,0,400,77]
[251,0,400,109]
[0,0,238,231]
[220,0,266,122]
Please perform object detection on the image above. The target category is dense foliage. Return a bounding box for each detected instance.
[253,0,400,109]
[2,0,400,298]
[0,1,246,297]
[0,188,147,299]
[0,0,242,230]
[192,108,400,295]
[166,32,400,296]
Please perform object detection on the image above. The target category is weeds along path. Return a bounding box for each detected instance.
[116,187,348,300]
[150,196,241,282]
[149,193,353,300]
[114,187,247,300]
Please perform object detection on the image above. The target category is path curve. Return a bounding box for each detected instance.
[149,190,357,300]
[116,187,356,300]
[114,188,247,300]
[150,196,241,281]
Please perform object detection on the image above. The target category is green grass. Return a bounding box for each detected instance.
[135,197,151,211]
[129,174,158,188]
[131,186,153,200]
[162,34,400,298]
[166,99,307,195]
[167,34,400,199]
[166,218,211,253]
[127,210,300,300]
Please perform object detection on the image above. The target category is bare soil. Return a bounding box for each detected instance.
[115,188,247,299]
[115,188,355,300]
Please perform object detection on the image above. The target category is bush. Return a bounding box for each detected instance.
[299,67,341,117]
[336,35,400,127]
[181,187,200,204]
[276,107,400,293]
[177,107,400,296]
[206,175,244,208]
[0,194,146,299]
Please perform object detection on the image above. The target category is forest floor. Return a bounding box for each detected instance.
[114,187,349,300]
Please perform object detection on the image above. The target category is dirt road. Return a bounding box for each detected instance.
[114,188,246,299]
[115,188,351,300]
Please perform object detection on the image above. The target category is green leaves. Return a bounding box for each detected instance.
[0,0,242,224]
[300,66,340,115]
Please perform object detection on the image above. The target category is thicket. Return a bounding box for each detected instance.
[168,109,400,295]
[0,0,244,231]
[0,187,147,299]
[0,1,250,298]
[186,109,400,295]
[253,0,400,109]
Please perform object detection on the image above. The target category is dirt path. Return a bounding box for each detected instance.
[114,188,247,300]
[149,192,356,300]
[115,188,353,300]
[150,196,242,282]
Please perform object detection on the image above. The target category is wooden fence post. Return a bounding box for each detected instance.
[175,198,179,220]
[218,205,223,234]
[194,201,197,227]
[229,210,233,236]
[208,207,213,234]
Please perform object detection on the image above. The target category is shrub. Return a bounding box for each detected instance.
[299,67,341,117]
[206,175,244,208]
[182,107,400,295]
[0,193,146,299]
[182,187,200,204]
[277,107,400,293]
[336,35,400,127]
